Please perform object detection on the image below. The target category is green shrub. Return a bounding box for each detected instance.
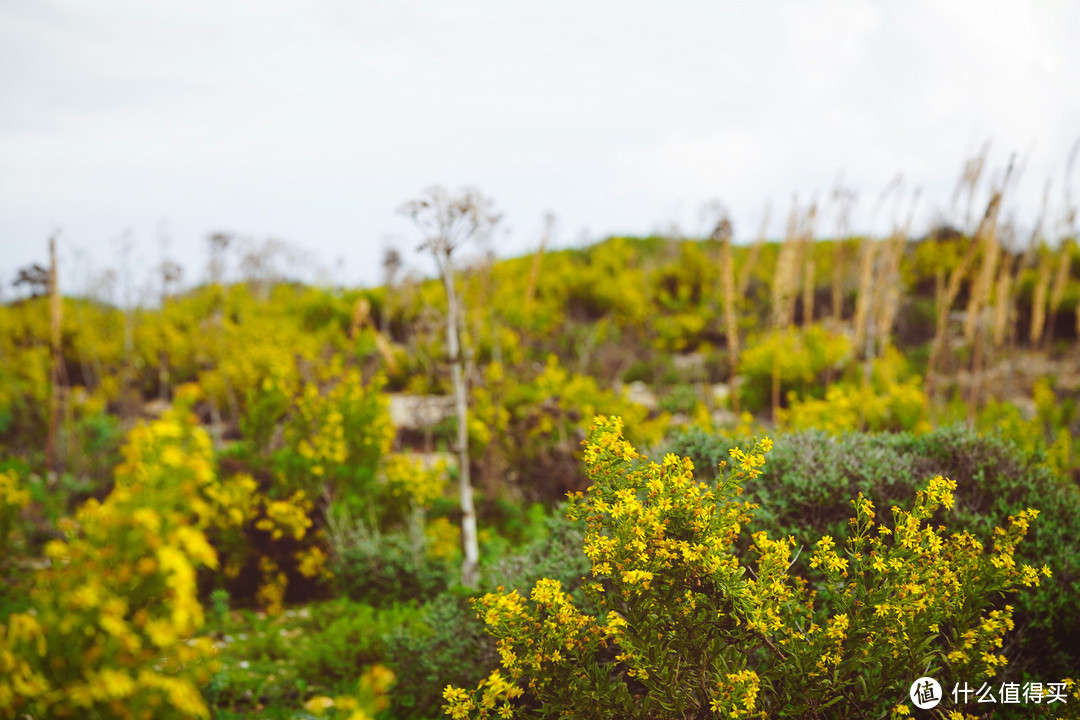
[386,591,498,720]
[330,526,454,608]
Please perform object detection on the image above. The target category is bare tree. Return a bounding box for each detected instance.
[207,232,233,286]
[12,264,50,298]
[399,186,500,588]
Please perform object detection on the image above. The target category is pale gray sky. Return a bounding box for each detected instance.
[1,0,1077,296]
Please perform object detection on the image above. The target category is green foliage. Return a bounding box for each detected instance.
[385,591,498,720]
[327,516,455,607]
[0,469,30,578]
[738,324,852,412]
[968,377,1079,478]
[382,508,589,720]
[276,369,394,503]
[205,598,421,715]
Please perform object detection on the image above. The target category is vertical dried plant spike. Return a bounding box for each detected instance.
[46,232,63,474]
[800,204,818,327]
[852,237,876,354]
[830,187,855,329]
[714,217,740,399]
[524,212,554,314]
[1046,240,1074,346]
[738,202,769,298]
[964,193,1003,344]
[991,260,1013,348]
[1030,253,1051,346]
[771,199,801,330]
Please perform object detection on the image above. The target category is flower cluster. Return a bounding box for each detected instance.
[0,468,30,564]
[304,663,396,720]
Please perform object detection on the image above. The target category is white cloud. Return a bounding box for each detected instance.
[0,0,1076,290]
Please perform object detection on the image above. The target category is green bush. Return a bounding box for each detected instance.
[385,591,497,720]
[331,528,455,608]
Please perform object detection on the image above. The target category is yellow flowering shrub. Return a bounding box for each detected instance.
[781,377,930,434]
[738,324,853,413]
[0,468,30,567]
[303,664,395,720]
[779,345,930,434]
[279,369,394,500]
[383,453,449,510]
[444,416,1051,719]
[0,386,249,719]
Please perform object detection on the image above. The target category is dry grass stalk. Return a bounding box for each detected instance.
[831,240,846,327]
[800,205,818,326]
[963,206,1002,344]
[996,185,1051,348]
[737,203,769,298]
[966,195,1005,427]
[1029,251,1052,346]
[524,212,554,313]
[714,217,740,411]
[770,201,801,330]
[852,237,877,353]
[872,192,919,356]
[830,188,856,327]
[873,231,906,356]
[46,233,64,473]
[924,196,996,398]
[1045,240,1075,346]
[991,259,1014,347]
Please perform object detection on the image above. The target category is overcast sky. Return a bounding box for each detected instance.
[1,0,1077,297]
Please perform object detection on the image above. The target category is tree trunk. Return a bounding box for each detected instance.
[439,252,479,588]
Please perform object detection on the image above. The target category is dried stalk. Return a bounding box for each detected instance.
[800,205,818,326]
[46,233,64,474]
[991,260,1014,348]
[738,203,769,298]
[924,205,990,399]
[874,190,919,357]
[852,238,877,354]
[771,201,801,330]
[1030,253,1052,346]
[715,219,740,409]
[1045,240,1075,347]
[524,212,554,313]
[830,187,856,327]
